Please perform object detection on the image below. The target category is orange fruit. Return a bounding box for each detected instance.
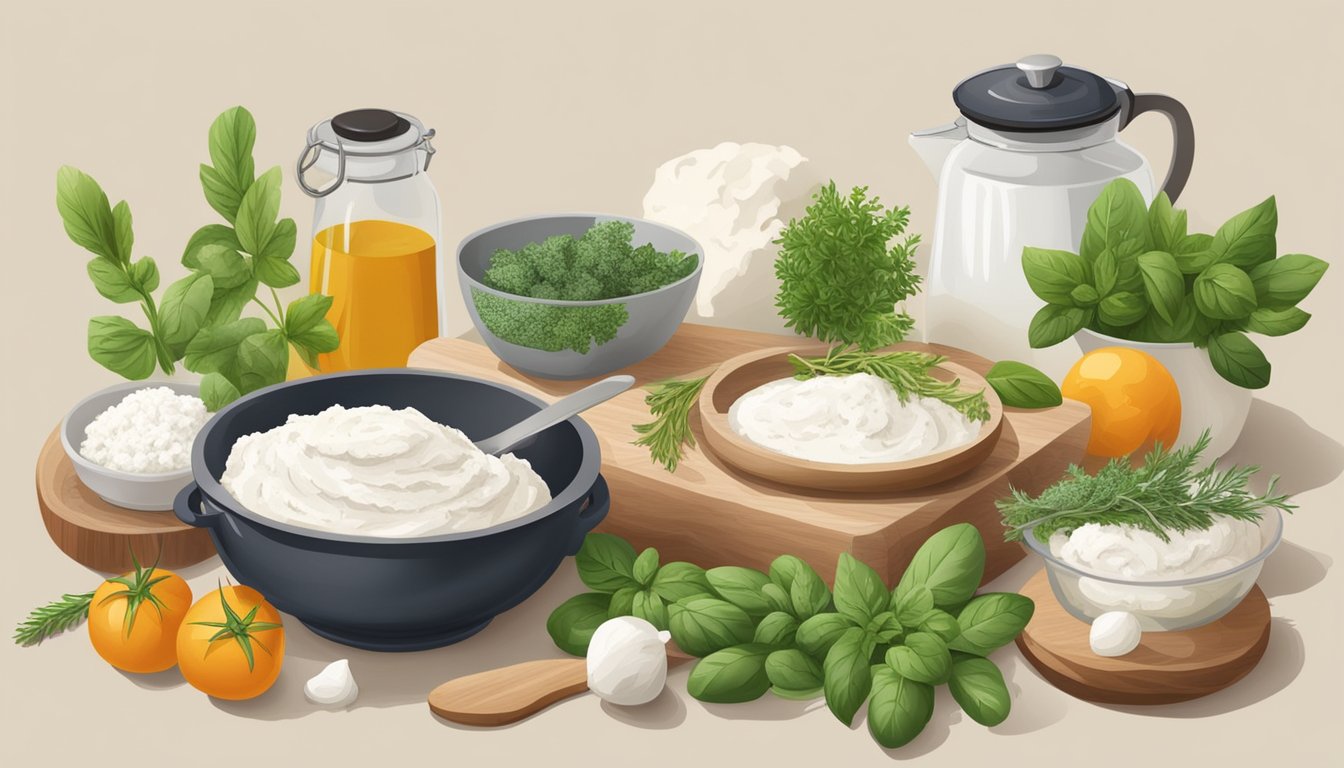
[1062,347,1181,458]
[176,585,285,700]
[88,558,193,674]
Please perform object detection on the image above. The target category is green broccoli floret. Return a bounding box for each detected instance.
[477,220,698,353]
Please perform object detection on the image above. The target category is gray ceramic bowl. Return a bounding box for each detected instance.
[61,380,202,511]
[457,213,703,379]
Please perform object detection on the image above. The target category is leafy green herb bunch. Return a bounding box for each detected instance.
[1023,178,1328,388]
[548,524,1032,750]
[57,106,338,410]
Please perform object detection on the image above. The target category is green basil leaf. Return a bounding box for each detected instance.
[1112,246,1144,293]
[886,631,952,685]
[1092,248,1118,296]
[822,627,875,726]
[1027,304,1089,349]
[255,218,300,288]
[1212,196,1277,268]
[1248,253,1328,310]
[1069,283,1099,307]
[607,586,638,618]
[687,644,772,703]
[833,553,889,625]
[56,166,119,262]
[893,584,934,627]
[668,597,754,657]
[771,685,825,701]
[706,566,774,619]
[290,322,339,358]
[1097,290,1148,327]
[111,200,134,265]
[631,548,659,587]
[894,523,986,608]
[767,555,830,620]
[1174,249,1217,275]
[205,276,258,327]
[87,316,157,379]
[284,294,333,336]
[235,166,282,258]
[795,612,854,658]
[760,582,791,614]
[947,593,1035,656]
[1021,247,1088,304]
[87,258,139,303]
[1147,191,1187,253]
[985,361,1062,409]
[255,254,300,288]
[1194,263,1258,320]
[867,667,935,749]
[158,272,214,359]
[867,611,904,644]
[948,653,1011,726]
[130,257,159,293]
[632,590,668,630]
[753,611,800,648]
[194,244,250,291]
[649,561,711,602]
[200,372,241,411]
[574,533,638,593]
[765,648,823,693]
[1245,306,1310,337]
[235,328,289,394]
[1207,331,1271,389]
[182,224,244,268]
[199,164,244,226]
[1081,178,1150,260]
[184,317,265,375]
[1137,251,1185,324]
[546,592,611,656]
[208,106,256,194]
[918,609,961,643]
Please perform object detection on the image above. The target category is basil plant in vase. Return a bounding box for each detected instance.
[1022,178,1327,458]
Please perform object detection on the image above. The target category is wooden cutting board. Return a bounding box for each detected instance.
[409,324,1091,584]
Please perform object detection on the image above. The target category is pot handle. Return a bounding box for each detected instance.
[1119,91,1195,203]
[173,483,222,529]
[568,474,611,555]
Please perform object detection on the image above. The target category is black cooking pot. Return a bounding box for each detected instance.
[174,369,608,652]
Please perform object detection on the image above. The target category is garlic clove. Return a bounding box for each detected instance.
[304,659,359,706]
[1089,611,1142,657]
[587,617,668,706]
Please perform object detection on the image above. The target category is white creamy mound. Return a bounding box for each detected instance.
[728,372,977,464]
[1049,517,1263,580]
[221,404,551,538]
[80,387,207,473]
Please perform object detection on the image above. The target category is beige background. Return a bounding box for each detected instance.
[2,0,1341,764]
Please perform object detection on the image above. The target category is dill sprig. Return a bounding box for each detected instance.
[14,592,95,647]
[998,431,1295,543]
[788,348,990,422]
[632,376,708,472]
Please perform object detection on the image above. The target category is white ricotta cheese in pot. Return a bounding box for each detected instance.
[220,404,550,538]
[79,387,207,473]
[728,372,977,464]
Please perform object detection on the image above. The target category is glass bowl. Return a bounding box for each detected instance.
[1021,510,1283,631]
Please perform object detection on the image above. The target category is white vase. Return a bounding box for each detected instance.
[1074,329,1253,461]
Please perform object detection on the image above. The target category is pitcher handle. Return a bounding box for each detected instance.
[1120,92,1195,203]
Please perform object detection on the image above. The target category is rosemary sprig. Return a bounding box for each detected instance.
[14,592,95,646]
[631,376,708,472]
[998,431,1295,543]
[788,347,990,422]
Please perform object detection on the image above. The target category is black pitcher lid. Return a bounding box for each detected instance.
[331,108,412,143]
[952,55,1121,132]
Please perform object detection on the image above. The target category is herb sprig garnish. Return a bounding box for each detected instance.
[787,348,990,422]
[13,592,95,647]
[998,431,1294,543]
[632,376,709,472]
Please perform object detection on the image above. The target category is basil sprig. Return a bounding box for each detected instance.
[548,524,1033,750]
[1021,178,1328,389]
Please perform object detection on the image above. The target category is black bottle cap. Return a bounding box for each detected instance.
[330,109,412,142]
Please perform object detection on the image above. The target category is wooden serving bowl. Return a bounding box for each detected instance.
[698,345,1004,492]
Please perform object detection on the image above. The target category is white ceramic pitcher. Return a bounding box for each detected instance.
[911,54,1194,381]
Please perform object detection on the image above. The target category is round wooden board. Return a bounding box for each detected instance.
[1015,568,1270,705]
[36,427,216,574]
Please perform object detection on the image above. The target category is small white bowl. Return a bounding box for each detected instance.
[60,381,202,511]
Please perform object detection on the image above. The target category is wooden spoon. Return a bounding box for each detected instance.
[428,647,694,726]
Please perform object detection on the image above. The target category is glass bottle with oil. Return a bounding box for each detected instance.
[295,109,440,372]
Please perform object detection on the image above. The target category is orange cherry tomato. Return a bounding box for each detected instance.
[88,560,193,674]
[1062,347,1181,457]
[176,585,285,700]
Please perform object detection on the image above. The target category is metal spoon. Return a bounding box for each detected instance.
[474,375,634,456]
